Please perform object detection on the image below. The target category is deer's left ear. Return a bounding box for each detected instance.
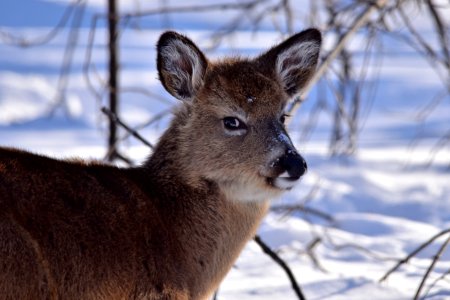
[157,31,208,101]
[257,29,321,97]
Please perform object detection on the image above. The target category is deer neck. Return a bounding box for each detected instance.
[143,118,270,298]
[144,107,202,187]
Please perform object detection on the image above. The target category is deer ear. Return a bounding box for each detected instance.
[157,31,208,101]
[257,29,321,97]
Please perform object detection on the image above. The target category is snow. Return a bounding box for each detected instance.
[1,1,450,299]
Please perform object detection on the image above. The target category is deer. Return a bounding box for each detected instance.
[0,28,321,300]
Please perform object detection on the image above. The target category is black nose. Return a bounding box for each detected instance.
[278,149,307,179]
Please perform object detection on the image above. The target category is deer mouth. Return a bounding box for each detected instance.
[266,171,301,190]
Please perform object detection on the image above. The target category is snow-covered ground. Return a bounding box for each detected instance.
[1,1,450,299]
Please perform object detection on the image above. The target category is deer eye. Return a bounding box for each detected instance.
[280,114,289,124]
[223,117,247,131]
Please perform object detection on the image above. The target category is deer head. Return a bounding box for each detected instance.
[156,29,321,202]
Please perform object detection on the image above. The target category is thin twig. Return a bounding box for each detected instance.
[424,0,450,70]
[121,87,174,105]
[212,289,219,300]
[286,0,387,118]
[312,224,402,265]
[0,0,82,47]
[106,149,133,166]
[380,228,450,282]
[426,129,450,168]
[423,268,450,299]
[116,109,171,146]
[120,1,264,19]
[101,107,154,149]
[254,235,306,300]
[414,235,450,300]
[271,205,334,223]
[83,14,105,102]
[393,4,450,92]
[305,237,327,272]
[48,1,86,117]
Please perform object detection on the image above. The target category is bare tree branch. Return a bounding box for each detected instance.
[48,1,86,117]
[120,1,266,19]
[414,235,450,300]
[271,205,334,223]
[423,268,450,299]
[101,107,154,149]
[286,0,388,117]
[106,0,120,162]
[424,0,450,70]
[0,0,82,47]
[380,228,450,283]
[254,235,307,300]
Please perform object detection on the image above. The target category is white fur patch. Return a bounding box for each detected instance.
[273,177,299,190]
[279,171,289,178]
[224,129,247,136]
[221,180,282,203]
[211,169,282,203]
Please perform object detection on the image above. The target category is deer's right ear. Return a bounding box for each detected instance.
[157,31,208,101]
[257,29,321,98]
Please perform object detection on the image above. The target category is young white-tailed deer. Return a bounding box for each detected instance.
[0,29,321,300]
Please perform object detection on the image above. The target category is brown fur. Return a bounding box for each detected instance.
[0,29,321,300]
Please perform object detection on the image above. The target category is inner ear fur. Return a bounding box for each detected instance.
[256,29,322,97]
[157,31,208,101]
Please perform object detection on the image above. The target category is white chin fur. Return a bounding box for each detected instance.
[220,180,282,203]
[279,171,289,178]
[273,177,299,190]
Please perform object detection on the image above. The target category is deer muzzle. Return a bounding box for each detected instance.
[270,148,307,190]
